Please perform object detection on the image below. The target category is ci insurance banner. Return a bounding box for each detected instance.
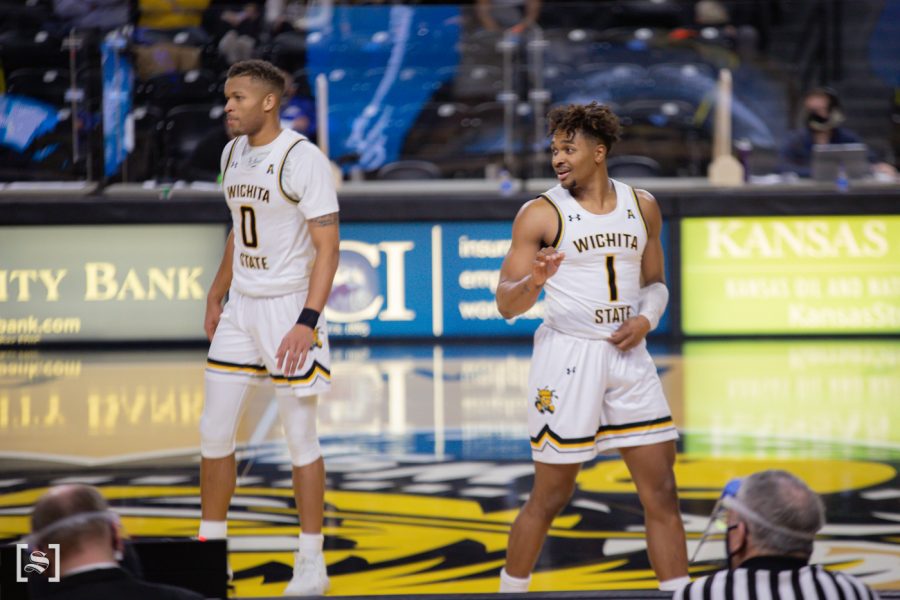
[0,225,225,344]
[331,222,671,339]
[681,215,900,335]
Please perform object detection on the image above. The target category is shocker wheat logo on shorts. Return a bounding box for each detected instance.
[534,387,557,414]
[312,327,323,349]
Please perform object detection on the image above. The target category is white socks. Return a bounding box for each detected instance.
[659,576,691,592]
[499,568,531,593]
[299,532,324,557]
[198,520,227,540]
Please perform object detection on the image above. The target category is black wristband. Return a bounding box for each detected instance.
[296,307,320,329]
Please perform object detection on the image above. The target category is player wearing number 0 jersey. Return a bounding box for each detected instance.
[496,102,688,595]
[220,128,332,299]
[199,60,339,597]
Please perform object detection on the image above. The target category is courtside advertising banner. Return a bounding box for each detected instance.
[681,215,900,335]
[0,225,223,343]
[330,222,671,339]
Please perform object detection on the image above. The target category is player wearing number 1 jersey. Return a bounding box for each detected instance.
[495,102,688,593]
[199,60,339,596]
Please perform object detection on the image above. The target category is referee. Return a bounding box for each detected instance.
[676,470,879,600]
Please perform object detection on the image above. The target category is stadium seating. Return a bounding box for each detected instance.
[159,104,225,180]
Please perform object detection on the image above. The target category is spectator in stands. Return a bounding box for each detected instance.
[280,69,317,142]
[136,0,211,45]
[52,0,129,34]
[213,3,263,65]
[475,0,541,36]
[266,0,333,36]
[780,87,897,179]
[28,484,205,599]
[132,0,211,79]
[675,470,880,600]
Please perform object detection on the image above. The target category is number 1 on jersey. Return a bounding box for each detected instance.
[606,255,618,301]
[240,205,258,248]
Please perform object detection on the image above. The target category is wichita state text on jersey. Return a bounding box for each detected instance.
[220,129,338,297]
[541,179,648,339]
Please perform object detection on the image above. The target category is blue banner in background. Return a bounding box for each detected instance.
[101,38,133,178]
[327,221,671,339]
[441,222,542,336]
[305,5,460,171]
[0,95,58,152]
[327,223,435,338]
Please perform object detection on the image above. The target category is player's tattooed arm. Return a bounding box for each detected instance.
[309,212,339,227]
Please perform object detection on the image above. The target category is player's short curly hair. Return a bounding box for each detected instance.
[548,102,622,151]
[227,59,286,96]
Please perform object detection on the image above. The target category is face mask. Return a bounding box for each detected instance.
[690,478,742,565]
[805,108,844,132]
[724,523,744,569]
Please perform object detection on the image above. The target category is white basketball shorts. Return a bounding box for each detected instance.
[527,324,677,464]
[206,290,331,397]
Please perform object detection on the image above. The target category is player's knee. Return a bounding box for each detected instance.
[528,486,574,519]
[200,376,249,459]
[277,393,321,467]
[638,472,679,513]
[200,412,236,458]
[287,438,322,467]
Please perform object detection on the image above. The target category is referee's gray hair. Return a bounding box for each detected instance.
[30,484,116,551]
[734,470,825,557]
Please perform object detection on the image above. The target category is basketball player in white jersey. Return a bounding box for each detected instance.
[199,60,339,596]
[496,102,689,593]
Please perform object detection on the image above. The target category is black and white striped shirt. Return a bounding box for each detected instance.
[674,557,879,600]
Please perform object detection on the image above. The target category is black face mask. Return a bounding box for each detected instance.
[724,524,744,569]
[806,109,844,132]
[807,112,830,127]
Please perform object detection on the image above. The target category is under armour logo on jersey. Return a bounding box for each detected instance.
[266,164,274,175]
[627,209,635,219]
[231,161,238,168]
[566,367,576,375]
[568,214,581,222]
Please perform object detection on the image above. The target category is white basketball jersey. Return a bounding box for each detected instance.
[222,129,316,297]
[542,179,648,339]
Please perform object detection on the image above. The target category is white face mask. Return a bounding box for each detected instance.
[690,478,742,565]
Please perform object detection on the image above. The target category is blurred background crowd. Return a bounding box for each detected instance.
[0,0,897,185]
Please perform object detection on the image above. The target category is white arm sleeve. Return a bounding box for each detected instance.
[638,282,669,331]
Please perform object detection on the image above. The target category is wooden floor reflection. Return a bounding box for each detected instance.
[1,339,898,595]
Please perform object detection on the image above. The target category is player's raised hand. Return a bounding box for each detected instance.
[607,315,651,352]
[532,247,565,286]
[276,324,314,376]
